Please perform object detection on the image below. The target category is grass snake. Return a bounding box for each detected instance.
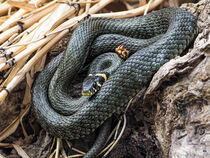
[32,7,197,155]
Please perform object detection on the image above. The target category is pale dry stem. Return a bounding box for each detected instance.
[0,3,14,16]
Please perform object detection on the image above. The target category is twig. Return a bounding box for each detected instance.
[99,98,134,157]
[55,138,61,158]
[144,0,153,15]
[103,115,127,158]
[66,140,86,155]
[49,149,56,158]
[91,0,164,18]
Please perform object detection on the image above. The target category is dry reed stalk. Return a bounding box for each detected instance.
[0,15,9,24]
[0,3,58,44]
[7,0,37,11]
[0,5,75,71]
[31,4,74,39]
[31,0,48,7]
[123,0,135,10]
[53,0,115,30]
[0,15,87,72]
[0,0,55,32]
[140,0,147,6]
[1,22,38,48]
[0,55,6,63]
[57,0,100,5]
[0,20,68,103]
[0,32,18,47]
[20,0,114,45]
[0,4,76,66]
[0,29,37,59]
[78,6,85,15]
[1,11,51,49]
[169,0,179,7]
[1,55,28,88]
[0,3,14,16]
[0,9,28,32]
[0,25,22,44]
[85,0,91,14]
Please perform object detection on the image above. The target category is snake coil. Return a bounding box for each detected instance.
[32,7,197,140]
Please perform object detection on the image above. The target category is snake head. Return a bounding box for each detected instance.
[82,72,109,96]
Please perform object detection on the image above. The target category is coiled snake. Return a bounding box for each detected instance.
[32,7,197,155]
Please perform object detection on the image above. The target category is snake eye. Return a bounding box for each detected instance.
[92,82,97,88]
[98,76,105,84]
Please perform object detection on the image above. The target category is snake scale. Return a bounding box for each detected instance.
[32,7,197,144]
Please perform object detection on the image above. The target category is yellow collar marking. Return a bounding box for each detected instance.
[95,73,108,81]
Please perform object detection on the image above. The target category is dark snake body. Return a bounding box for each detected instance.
[32,7,197,141]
